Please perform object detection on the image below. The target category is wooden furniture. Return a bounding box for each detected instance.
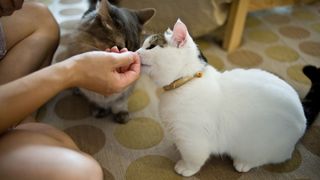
[223,0,316,52]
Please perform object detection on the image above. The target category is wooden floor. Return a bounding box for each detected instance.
[223,0,318,52]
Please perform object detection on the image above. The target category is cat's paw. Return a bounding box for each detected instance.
[233,161,252,172]
[174,160,200,177]
[113,111,129,124]
[72,88,82,96]
[92,107,110,118]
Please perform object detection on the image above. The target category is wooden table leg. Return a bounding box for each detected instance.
[223,0,250,52]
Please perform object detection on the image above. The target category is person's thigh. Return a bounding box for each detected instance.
[0,123,103,180]
[14,122,79,150]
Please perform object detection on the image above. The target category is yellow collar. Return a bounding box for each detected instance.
[163,71,204,91]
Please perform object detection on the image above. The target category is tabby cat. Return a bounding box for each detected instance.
[59,0,155,123]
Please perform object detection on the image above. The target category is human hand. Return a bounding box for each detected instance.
[0,0,24,17]
[66,50,141,96]
[107,46,131,73]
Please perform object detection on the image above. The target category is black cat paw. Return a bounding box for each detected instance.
[303,65,320,83]
[72,88,82,96]
[113,111,130,124]
[92,107,110,118]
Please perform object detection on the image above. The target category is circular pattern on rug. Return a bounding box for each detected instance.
[263,149,302,173]
[128,89,150,113]
[264,14,290,25]
[59,8,84,16]
[126,155,181,180]
[203,50,225,71]
[196,157,242,180]
[293,11,317,21]
[227,50,263,68]
[299,41,320,57]
[310,23,320,33]
[114,117,164,149]
[102,167,115,180]
[279,26,310,39]
[60,20,80,30]
[245,16,262,28]
[302,125,320,157]
[64,125,106,154]
[54,94,90,120]
[287,64,311,85]
[59,0,82,4]
[248,29,279,43]
[265,45,299,62]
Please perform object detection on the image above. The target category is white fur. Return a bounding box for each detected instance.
[80,88,129,113]
[137,20,306,177]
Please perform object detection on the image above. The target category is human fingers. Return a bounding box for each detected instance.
[127,53,141,74]
[110,46,120,53]
[120,48,128,53]
[111,51,138,68]
[118,49,131,72]
[117,55,141,85]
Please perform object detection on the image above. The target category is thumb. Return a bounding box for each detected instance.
[112,52,139,67]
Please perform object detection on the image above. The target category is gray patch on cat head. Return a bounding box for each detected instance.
[149,34,167,48]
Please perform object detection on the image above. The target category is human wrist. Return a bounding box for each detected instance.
[54,58,79,90]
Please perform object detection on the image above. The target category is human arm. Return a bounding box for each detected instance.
[0,0,24,17]
[0,50,140,133]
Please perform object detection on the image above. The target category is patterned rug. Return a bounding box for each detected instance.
[30,0,320,179]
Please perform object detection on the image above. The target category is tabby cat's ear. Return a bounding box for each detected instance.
[136,8,156,25]
[98,0,113,30]
[172,19,188,48]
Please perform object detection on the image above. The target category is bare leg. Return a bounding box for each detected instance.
[0,2,60,85]
[0,122,103,180]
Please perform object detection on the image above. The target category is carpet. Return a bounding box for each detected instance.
[30,0,320,179]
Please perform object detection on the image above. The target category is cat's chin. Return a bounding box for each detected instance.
[141,65,152,76]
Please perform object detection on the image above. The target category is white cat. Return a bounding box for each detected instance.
[137,19,307,177]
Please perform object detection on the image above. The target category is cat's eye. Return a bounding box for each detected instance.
[146,44,156,50]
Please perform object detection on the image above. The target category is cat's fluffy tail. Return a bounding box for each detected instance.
[302,65,320,128]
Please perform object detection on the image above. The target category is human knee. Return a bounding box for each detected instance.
[1,148,103,180]
[0,129,103,180]
[15,122,79,150]
[26,2,60,42]
[61,151,104,180]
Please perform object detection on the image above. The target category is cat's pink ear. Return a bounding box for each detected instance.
[172,19,188,48]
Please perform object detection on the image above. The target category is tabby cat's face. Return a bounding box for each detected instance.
[82,0,155,51]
